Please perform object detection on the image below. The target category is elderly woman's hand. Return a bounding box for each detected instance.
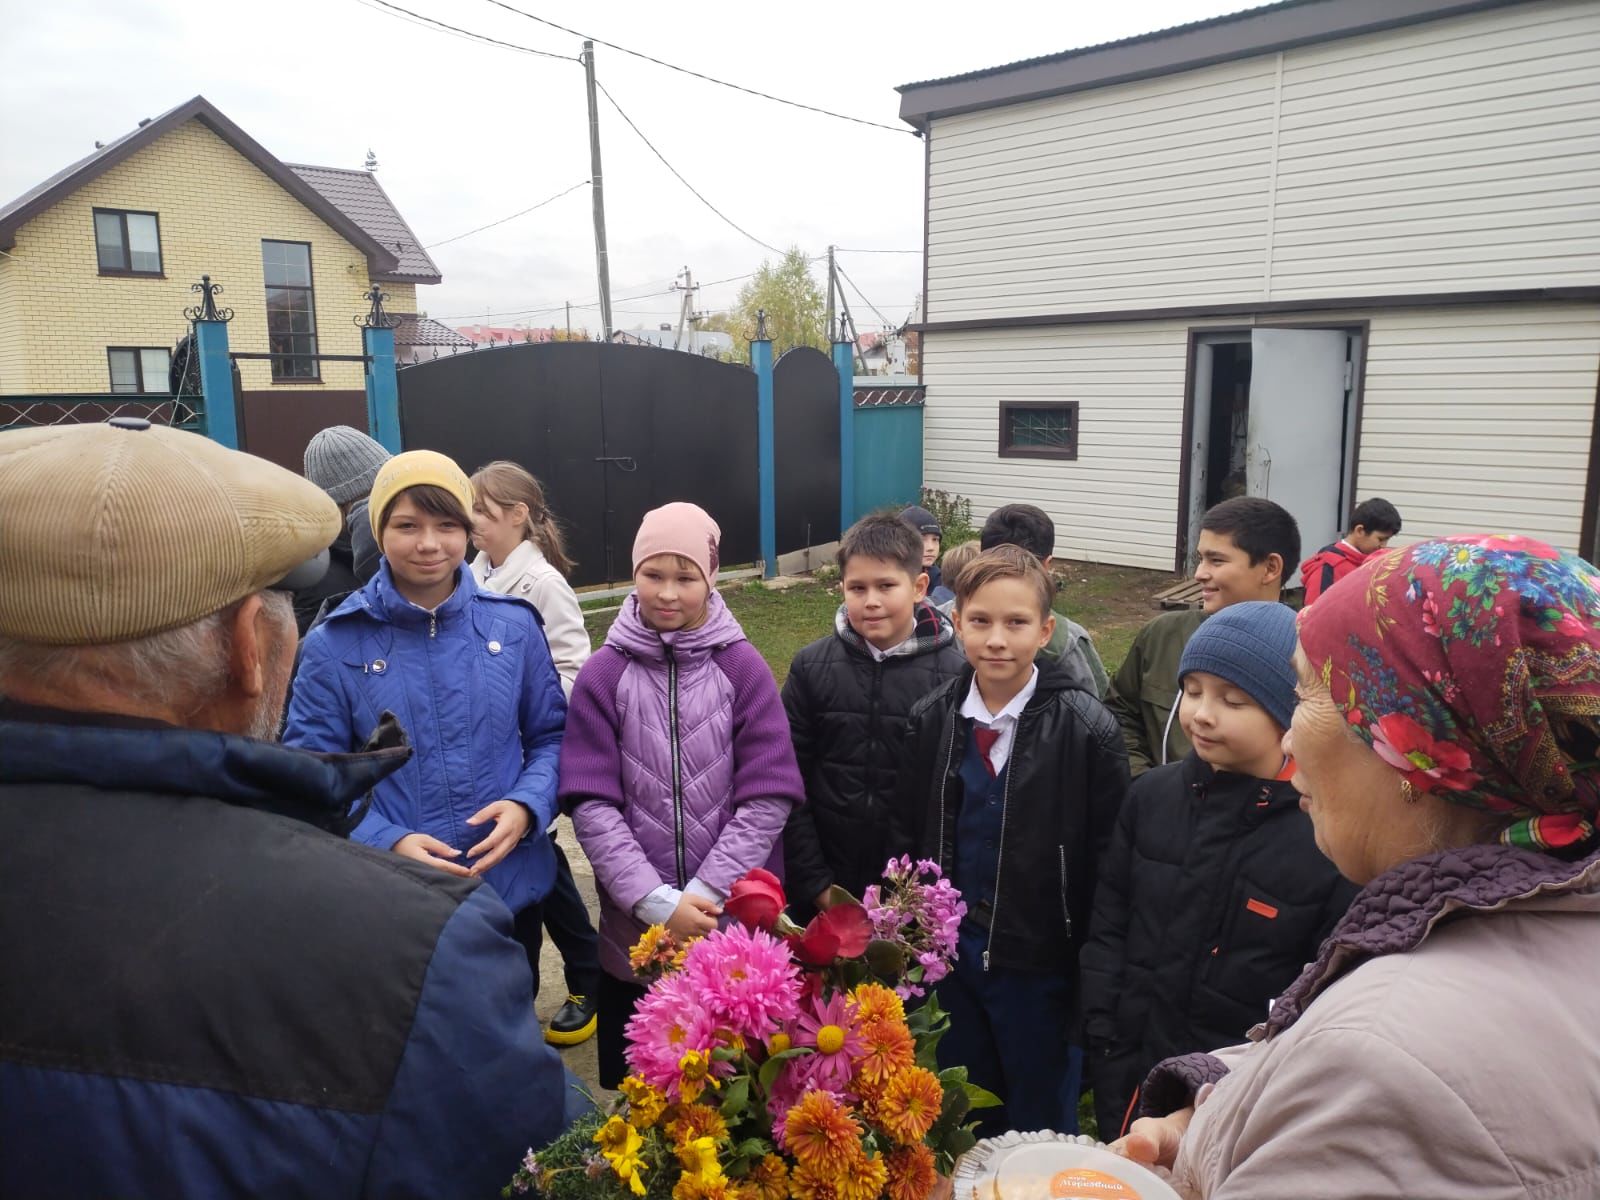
[1109,1105,1193,1170]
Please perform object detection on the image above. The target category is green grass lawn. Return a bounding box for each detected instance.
[584,572,1160,683]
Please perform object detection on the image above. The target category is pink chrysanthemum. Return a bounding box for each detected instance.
[624,972,721,1097]
[792,991,866,1095]
[681,924,803,1041]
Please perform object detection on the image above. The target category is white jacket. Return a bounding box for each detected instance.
[470,541,591,698]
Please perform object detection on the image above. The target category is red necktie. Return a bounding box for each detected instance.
[974,726,1002,777]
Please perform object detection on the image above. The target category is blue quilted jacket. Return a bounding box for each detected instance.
[285,561,566,911]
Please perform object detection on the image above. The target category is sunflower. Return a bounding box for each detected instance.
[884,1143,938,1200]
[874,1068,943,1145]
[778,1089,863,1176]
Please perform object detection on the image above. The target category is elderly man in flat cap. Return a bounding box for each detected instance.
[0,419,574,1197]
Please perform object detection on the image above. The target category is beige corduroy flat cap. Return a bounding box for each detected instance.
[0,419,340,645]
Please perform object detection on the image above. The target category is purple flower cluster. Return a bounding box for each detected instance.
[861,856,966,999]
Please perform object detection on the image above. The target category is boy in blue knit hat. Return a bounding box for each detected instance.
[1080,601,1358,1139]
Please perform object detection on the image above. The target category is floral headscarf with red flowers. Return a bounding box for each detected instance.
[1297,534,1600,854]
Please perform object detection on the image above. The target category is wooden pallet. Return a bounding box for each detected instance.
[1153,578,1205,611]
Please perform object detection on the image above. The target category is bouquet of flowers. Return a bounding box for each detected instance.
[506,859,991,1199]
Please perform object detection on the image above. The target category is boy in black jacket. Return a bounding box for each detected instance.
[895,545,1129,1135]
[1080,601,1357,1139]
[783,515,966,916]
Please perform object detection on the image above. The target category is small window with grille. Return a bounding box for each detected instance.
[999,401,1079,460]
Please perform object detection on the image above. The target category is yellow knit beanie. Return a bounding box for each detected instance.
[368,450,474,540]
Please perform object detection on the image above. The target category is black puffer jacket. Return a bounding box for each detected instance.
[892,658,1129,975]
[1080,753,1359,1137]
[782,602,966,910]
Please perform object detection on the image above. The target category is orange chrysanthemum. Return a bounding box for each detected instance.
[738,1154,788,1200]
[665,1102,729,1148]
[779,1089,863,1176]
[836,1148,888,1200]
[672,1176,736,1200]
[849,982,905,1026]
[884,1143,938,1200]
[875,1067,943,1145]
[852,1017,916,1094]
[788,1163,845,1200]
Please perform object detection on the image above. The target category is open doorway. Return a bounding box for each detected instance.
[1181,326,1364,572]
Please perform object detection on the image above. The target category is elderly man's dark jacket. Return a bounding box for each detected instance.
[0,702,573,1198]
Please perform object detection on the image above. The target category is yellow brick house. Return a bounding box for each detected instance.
[0,95,445,468]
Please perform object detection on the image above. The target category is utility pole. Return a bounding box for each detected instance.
[671,266,700,351]
[581,41,613,340]
[825,245,836,337]
[565,301,572,340]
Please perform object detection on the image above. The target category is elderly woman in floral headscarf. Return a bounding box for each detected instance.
[1113,535,1600,1199]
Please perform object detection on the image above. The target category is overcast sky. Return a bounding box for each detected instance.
[4,0,1256,335]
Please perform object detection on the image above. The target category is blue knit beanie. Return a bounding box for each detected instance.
[1178,601,1299,730]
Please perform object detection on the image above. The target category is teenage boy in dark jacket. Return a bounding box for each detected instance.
[1081,601,1357,1139]
[783,515,966,915]
[895,545,1129,1136]
[1106,497,1301,776]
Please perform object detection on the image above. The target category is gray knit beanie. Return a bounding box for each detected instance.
[303,426,391,505]
[1178,601,1298,730]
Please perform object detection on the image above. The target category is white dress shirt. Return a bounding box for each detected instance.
[958,666,1039,774]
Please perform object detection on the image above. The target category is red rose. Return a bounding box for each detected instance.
[788,901,873,966]
[724,868,787,932]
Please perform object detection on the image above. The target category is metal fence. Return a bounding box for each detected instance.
[0,393,201,432]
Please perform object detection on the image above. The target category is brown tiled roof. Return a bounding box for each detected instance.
[393,313,472,349]
[287,165,441,285]
[855,385,925,408]
[0,96,399,276]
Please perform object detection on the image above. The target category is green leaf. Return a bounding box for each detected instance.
[827,884,861,909]
[719,1075,750,1119]
[711,1045,742,1063]
[938,1080,970,1125]
[915,1026,947,1070]
[962,1081,1003,1110]
[757,1046,812,1090]
[937,1065,969,1086]
[947,1125,978,1156]
[864,938,908,978]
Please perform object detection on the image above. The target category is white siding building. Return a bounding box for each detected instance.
[898,0,1600,571]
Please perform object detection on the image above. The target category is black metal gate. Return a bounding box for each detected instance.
[774,347,841,554]
[397,342,759,586]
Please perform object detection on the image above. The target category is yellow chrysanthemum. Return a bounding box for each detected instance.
[620,1074,669,1128]
[849,982,905,1025]
[780,1090,862,1177]
[741,1154,788,1200]
[788,1162,845,1200]
[665,1102,729,1148]
[836,1149,888,1200]
[673,1176,736,1200]
[874,1067,943,1145]
[630,924,670,969]
[852,1017,917,1094]
[884,1143,938,1200]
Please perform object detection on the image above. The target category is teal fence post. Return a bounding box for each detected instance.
[833,323,855,526]
[752,311,776,578]
[185,275,238,449]
[359,285,403,453]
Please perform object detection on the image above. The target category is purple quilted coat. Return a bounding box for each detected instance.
[560,590,803,979]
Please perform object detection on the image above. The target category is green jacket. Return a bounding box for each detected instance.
[1041,611,1109,698]
[1105,608,1207,777]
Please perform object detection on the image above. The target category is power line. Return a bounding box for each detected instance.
[424,180,591,249]
[475,0,914,136]
[834,260,895,329]
[356,0,578,60]
[595,81,783,256]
